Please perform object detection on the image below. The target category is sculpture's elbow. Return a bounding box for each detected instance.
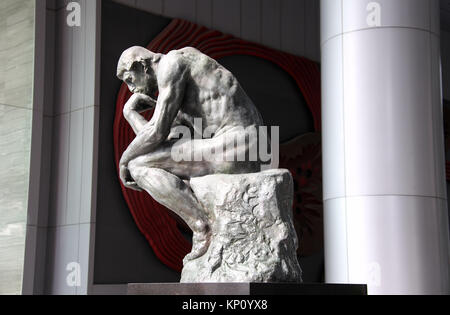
[147,131,166,145]
[154,134,166,144]
[123,108,131,121]
[138,123,170,147]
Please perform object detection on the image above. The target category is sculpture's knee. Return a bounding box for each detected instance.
[129,153,163,170]
[128,157,143,170]
[128,158,147,183]
[128,157,163,184]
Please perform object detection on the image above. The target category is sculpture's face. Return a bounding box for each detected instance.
[122,61,157,96]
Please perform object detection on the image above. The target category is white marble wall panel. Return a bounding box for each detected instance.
[0,0,35,295]
[45,224,79,294]
[0,0,35,109]
[22,0,101,295]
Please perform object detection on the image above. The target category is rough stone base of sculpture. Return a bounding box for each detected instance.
[181,169,302,283]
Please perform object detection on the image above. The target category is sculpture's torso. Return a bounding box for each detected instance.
[159,47,264,138]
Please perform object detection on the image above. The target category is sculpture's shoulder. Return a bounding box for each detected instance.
[166,47,212,66]
[157,51,190,85]
[165,47,201,60]
[177,46,202,55]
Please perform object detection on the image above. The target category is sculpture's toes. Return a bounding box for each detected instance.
[183,223,211,263]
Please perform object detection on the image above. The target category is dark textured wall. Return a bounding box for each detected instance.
[96,0,319,284]
[96,1,178,284]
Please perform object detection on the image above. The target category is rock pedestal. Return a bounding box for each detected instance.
[181,169,302,283]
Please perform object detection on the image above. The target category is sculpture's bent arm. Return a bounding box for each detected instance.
[124,110,149,135]
[123,94,156,135]
[120,58,187,167]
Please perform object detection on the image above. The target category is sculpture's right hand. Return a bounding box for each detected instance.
[125,93,156,113]
[120,164,143,192]
[124,181,143,192]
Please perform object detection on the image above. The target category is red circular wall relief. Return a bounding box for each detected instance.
[114,19,323,272]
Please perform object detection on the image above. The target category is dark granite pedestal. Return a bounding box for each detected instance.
[127,283,367,295]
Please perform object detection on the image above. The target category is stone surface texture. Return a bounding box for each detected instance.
[181,169,302,283]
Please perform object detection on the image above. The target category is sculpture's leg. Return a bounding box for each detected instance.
[128,164,211,261]
[126,128,262,261]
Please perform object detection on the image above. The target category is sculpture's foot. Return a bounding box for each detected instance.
[183,220,211,263]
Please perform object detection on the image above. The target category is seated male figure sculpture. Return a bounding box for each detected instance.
[117,46,266,260]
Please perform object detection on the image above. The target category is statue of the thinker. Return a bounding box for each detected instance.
[117,46,302,282]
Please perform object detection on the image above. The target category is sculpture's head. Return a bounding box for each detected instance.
[117,46,162,96]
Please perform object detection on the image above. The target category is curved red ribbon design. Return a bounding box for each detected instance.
[114,19,322,272]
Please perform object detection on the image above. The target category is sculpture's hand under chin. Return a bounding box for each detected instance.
[125,93,156,113]
[120,164,143,192]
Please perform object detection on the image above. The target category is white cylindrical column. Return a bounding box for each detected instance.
[321,0,450,294]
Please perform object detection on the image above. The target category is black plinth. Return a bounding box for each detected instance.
[127,283,367,295]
